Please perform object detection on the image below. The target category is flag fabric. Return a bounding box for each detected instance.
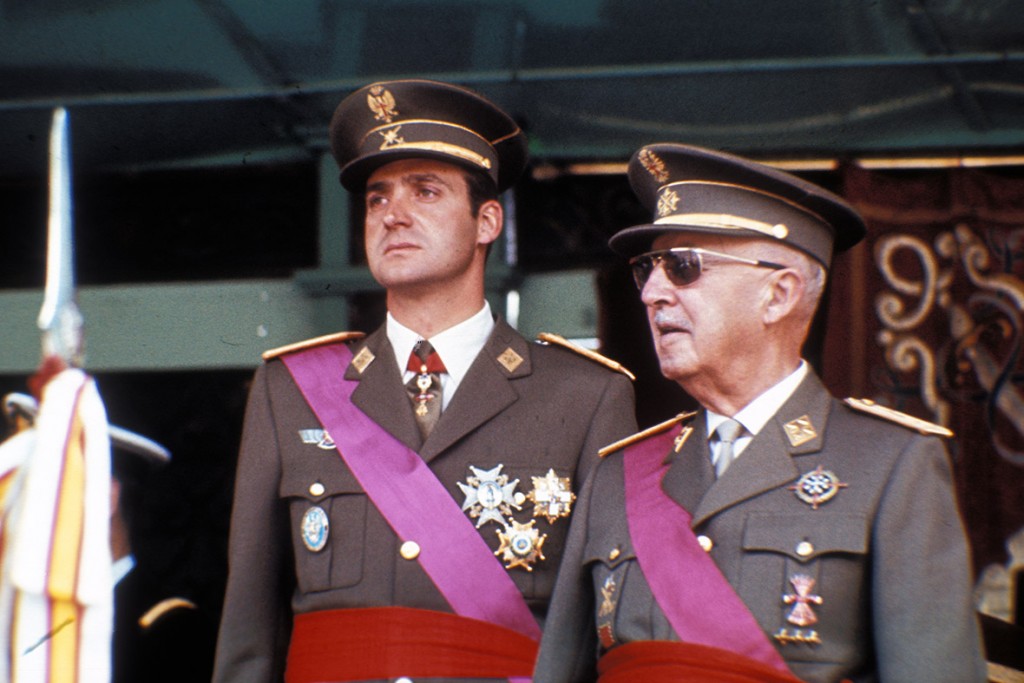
[0,368,112,683]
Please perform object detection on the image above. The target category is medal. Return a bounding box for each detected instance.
[298,428,336,450]
[300,506,329,552]
[494,520,546,571]
[457,464,522,528]
[783,574,822,627]
[789,465,848,509]
[527,468,575,524]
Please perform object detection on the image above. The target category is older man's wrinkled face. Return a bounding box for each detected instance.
[640,233,774,386]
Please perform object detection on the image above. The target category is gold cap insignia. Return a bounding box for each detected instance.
[638,149,669,183]
[783,415,817,447]
[379,125,405,149]
[843,398,953,437]
[495,520,547,571]
[657,188,680,217]
[367,85,398,123]
[351,346,375,374]
[497,347,524,373]
[527,469,576,524]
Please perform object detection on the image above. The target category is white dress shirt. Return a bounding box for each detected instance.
[387,302,495,411]
[706,360,809,470]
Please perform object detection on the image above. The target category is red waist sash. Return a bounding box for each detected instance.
[597,641,805,683]
[285,607,538,682]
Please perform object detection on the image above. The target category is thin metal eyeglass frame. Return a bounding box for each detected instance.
[629,247,787,289]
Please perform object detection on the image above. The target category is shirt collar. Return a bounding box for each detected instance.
[386,301,495,388]
[706,360,809,439]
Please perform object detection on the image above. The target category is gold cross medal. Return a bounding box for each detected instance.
[457,464,523,528]
[527,469,575,524]
[495,519,547,571]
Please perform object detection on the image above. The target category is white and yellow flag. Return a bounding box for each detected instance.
[0,369,112,683]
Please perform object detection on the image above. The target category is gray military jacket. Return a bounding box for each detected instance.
[213,319,636,683]
[535,371,986,683]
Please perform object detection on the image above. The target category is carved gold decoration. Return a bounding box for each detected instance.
[874,224,1024,463]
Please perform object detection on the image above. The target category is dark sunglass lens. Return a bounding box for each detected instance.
[631,256,655,289]
[664,251,701,286]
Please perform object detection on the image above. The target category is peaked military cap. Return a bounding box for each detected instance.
[329,79,528,193]
[609,143,866,267]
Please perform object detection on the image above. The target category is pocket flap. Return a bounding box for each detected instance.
[743,513,868,561]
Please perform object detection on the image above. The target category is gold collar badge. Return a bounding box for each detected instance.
[527,469,575,524]
[367,85,398,123]
[784,415,817,447]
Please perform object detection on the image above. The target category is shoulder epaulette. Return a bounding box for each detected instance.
[138,597,197,629]
[535,332,635,380]
[843,398,953,438]
[262,331,366,361]
[599,411,697,458]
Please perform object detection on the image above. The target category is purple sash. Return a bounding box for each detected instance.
[281,343,542,654]
[623,426,791,673]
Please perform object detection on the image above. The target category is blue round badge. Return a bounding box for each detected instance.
[301,506,330,552]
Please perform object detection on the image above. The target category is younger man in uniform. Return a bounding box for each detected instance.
[213,80,636,682]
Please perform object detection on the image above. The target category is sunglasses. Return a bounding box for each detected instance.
[629,248,787,289]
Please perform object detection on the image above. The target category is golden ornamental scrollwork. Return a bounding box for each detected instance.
[874,224,1024,466]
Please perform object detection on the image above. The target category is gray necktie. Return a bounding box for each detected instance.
[713,418,745,478]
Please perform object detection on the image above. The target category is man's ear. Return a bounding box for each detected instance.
[476,199,503,246]
[762,269,804,325]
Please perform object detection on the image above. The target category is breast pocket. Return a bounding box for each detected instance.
[740,512,869,651]
[280,466,367,594]
[583,541,644,649]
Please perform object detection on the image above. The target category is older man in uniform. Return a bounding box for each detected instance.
[534,143,985,683]
[212,80,636,683]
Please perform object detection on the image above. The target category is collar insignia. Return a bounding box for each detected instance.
[789,465,847,509]
[527,468,575,524]
[457,464,523,528]
[783,415,817,447]
[497,347,523,373]
[351,346,375,373]
[495,519,546,571]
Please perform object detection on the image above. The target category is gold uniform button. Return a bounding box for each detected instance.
[796,541,814,557]
[400,541,421,560]
[697,535,713,552]
[609,547,621,561]
[309,482,325,497]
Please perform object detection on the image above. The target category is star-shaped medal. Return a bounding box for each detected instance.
[527,468,575,524]
[494,520,547,571]
[457,464,521,528]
